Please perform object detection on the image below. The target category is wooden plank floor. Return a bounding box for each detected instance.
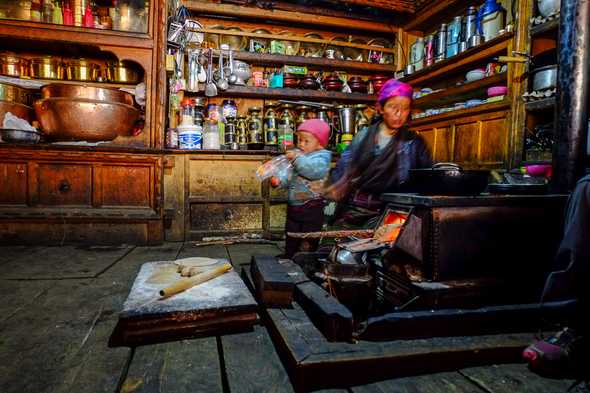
[0,242,582,393]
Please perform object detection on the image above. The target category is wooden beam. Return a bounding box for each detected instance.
[404,0,480,32]
[331,0,415,13]
[183,1,397,34]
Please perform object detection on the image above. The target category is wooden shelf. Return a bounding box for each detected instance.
[0,75,138,90]
[413,73,507,109]
[524,97,556,112]
[404,0,482,31]
[411,99,511,127]
[190,85,378,103]
[530,18,559,37]
[229,52,396,74]
[400,32,513,87]
[0,19,153,49]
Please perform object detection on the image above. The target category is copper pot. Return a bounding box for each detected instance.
[0,100,34,124]
[0,82,32,105]
[0,53,29,78]
[40,84,135,106]
[105,61,141,84]
[34,97,139,141]
[30,56,63,80]
[65,59,101,82]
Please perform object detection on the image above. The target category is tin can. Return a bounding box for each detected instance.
[165,128,179,149]
[424,35,435,67]
[435,24,447,62]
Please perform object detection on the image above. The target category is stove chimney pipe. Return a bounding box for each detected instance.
[552,0,590,192]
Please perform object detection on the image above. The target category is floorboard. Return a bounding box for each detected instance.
[226,243,283,266]
[121,338,223,393]
[459,363,576,393]
[350,372,485,393]
[0,245,134,279]
[222,325,294,393]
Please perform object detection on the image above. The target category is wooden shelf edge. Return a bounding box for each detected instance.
[413,73,508,109]
[230,52,396,74]
[0,19,153,49]
[404,0,481,31]
[524,97,556,112]
[189,86,378,103]
[400,32,513,86]
[410,99,511,126]
[530,18,560,37]
[0,75,139,90]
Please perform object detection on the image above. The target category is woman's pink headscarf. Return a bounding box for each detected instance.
[378,78,413,106]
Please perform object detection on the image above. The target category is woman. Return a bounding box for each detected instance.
[328,78,432,227]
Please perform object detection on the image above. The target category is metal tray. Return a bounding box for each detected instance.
[488,183,548,195]
[0,128,41,144]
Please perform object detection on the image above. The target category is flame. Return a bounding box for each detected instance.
[374,211,407,242]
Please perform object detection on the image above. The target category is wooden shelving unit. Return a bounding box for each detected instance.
[0,19,153,49]
[0,75,138,90]
[229,52,396,74]
[410,99,511,127]
[403,0,482,31]
[413,73,507,109]
[530,18,559,37]
[400,33,513,86]
[191,85,378,103]
[524,97,556,112]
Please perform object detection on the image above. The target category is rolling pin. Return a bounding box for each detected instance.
[159,262,232,298]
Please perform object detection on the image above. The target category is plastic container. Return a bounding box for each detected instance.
[487,86,508,97]
[178,124,202,150]
[256,154,293,182]
[202,122,220,150]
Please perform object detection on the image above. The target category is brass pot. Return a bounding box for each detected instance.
[0,100,34,124]
[65,59,101,82]
[34,97,140,141]
[105,61,140,84]
[40,84,134,106]
[0,53,29,78]
[30,56,63,80]
[0,82,32,105]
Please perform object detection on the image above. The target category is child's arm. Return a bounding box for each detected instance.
[292,151,332,180]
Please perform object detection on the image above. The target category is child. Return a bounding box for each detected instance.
[272,119,332,258]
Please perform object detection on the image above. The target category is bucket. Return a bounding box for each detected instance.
[178,125,202,150]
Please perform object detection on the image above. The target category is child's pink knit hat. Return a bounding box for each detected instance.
[297,119,330,147]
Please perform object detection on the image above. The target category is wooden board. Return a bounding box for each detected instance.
[221,325,295,393]
[350,371,484,393]
[263,301,535,391]
[121,338,223,393]
[251,255,295,308]
[0,245,134,279]
[458,363,576,393]
[110,260,258,346]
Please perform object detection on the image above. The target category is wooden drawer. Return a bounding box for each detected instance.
[190,203,263,232]
[0,162,27,205]
[37,163,93,206]
[99,165,153,208]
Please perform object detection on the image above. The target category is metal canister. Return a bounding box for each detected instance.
[446,16,462,58]
[236,115,248,146]
[296,105,309,130]
[225,118,239,150]
[264,102,278,145]
[424,34,435,67]
[247,107,264,148]
[435,24,447,62]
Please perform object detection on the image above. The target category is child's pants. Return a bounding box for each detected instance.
[285,199,325,258]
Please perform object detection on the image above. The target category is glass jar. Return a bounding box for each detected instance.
[202,122,220,150]
[264,102,278,146]
[207,103,219,123]
[247,107,264,149]
[296,105,309,130]
[180,99,194,126]
[222,99,238,121]
[236,115,248,146]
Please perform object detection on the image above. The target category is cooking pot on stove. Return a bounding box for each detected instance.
[409,162,489,195]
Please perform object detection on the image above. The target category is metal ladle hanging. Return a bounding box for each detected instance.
[228,50,238,85]
[205,48,218,97]
[216,50,229,91]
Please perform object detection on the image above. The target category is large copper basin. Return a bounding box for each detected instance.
[0,100,34,124]
[40,84,135,106]
[34,97,139,141]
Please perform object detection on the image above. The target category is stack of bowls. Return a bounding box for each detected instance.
[34,84,139,141]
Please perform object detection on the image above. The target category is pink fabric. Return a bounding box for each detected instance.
[378,78,413,105]
[297,119,330,147]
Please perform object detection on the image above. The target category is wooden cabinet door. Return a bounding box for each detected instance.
[98,165,153,208]
[0,162,27,205]
[36,163,93,206]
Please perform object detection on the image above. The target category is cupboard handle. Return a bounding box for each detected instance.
[58,180,71,193]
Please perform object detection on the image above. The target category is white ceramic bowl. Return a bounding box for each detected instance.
[465,69,486,82]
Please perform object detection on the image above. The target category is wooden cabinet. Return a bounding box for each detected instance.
[0,147,163,245]
[163,152,286,241]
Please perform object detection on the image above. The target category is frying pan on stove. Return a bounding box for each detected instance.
[409,163,489,196]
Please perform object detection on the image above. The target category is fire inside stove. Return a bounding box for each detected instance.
[373,210,407,243]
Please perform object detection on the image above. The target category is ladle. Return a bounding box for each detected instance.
[216,50,229,91]
[228,50,238,85]
[205,48,218,97]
